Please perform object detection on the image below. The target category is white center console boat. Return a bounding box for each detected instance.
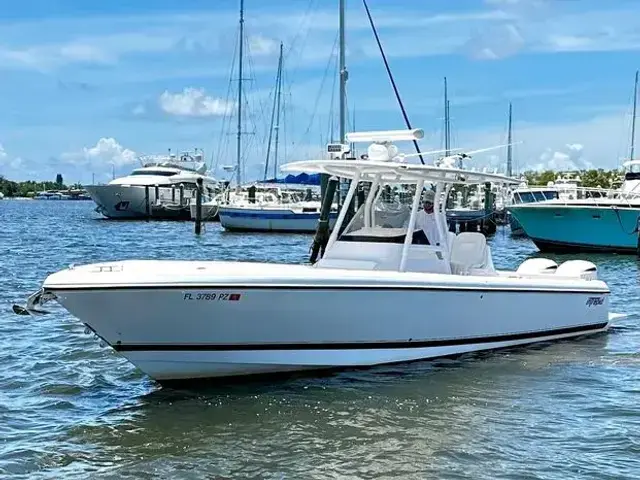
[15,129,611,382]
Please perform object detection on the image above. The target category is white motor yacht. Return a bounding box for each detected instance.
[86,149,218,220]
[15,129,612,382]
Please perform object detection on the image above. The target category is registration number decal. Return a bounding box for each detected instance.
[183,292,242,301]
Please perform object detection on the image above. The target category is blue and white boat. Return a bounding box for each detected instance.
[219,201,338,233]
[510,70,640,253]
[218,174,338,233]
[508,181,569,236]
[509,162,640,252]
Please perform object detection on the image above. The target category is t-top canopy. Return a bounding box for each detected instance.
[281,159,520,186]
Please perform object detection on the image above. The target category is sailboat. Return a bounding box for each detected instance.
[217,40,339,233]
[509,70,640,253]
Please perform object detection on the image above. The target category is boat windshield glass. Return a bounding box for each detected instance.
[625,162,640,180]
[513,190,558,204]
[338,183,417,243]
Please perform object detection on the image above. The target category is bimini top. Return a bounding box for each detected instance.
[281,128,520,186]
[281,159,519,186]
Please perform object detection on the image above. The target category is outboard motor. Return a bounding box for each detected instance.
[555,260,598,281]
[516,258,558,275]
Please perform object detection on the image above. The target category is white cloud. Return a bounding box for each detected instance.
[465,23,525,60]
[7,156,24,170]
[0,41,114,70]
[62,137,137,168]
[159,87,234,117]
[248,34,279,56]
[0,143,28,176]
[0,2,639,78]
[531,143,594,172]
[83,138,137,167]
[443,110,632,174]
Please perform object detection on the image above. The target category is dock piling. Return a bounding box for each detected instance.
[144,186,150,221]
[195,177,203,235]
[310,176,339,263]
[482,182,496,235]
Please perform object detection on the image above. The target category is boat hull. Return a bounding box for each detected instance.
[49,282,609,381]
[509,214,526,237]
[86,185,194,220]
[510,204,640,253]
[219,207,338,233]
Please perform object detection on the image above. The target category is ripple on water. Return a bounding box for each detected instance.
[0,201,639,479]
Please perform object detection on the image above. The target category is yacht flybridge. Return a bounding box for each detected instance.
[15,129,611,382]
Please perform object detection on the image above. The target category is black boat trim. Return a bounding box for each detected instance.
[531,237,637,255]
[113,322,609,352]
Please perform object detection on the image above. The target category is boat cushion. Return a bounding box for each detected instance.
[315,258,378,270]
[449,232,494,275]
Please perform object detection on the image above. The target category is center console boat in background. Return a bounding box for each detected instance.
[15,129,612,382]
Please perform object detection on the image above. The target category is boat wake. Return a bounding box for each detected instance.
[608,312,629,321]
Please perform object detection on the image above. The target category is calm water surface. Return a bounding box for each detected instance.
[1,200,639,479]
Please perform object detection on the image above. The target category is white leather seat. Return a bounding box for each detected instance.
[447,231,456,251]
[449,232,494,275]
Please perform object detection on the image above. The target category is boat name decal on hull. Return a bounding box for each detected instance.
[586,296,605,307]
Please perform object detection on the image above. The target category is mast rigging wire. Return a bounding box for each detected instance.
[361,0,424,164]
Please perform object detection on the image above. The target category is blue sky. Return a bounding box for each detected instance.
[1,0,639,184]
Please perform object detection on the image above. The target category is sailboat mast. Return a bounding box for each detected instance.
[273,42,284,179]
[444,77,450,156]
[339,0,347,147]
[262,44,279,181]
[236,0,245,186]
[507,102,513,177]
[631,70,638,160]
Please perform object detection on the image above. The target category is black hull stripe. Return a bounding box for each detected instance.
[113,322,609,352]
[222,226,317,233]
[532,238,638,255]
[45,285,610,295]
